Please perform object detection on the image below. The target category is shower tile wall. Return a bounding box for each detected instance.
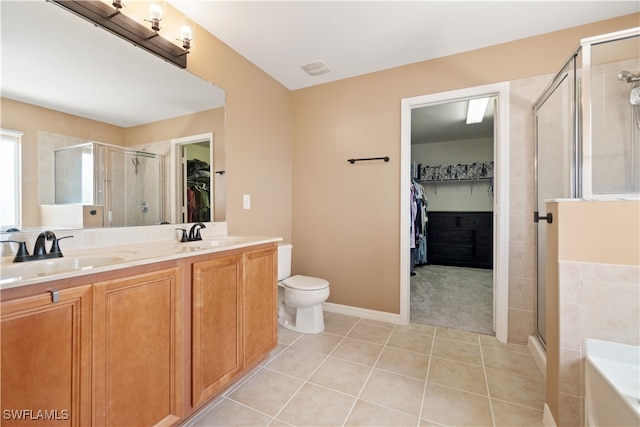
[507,75,554,344]
[591,56,640,194]
[557,261,640,426]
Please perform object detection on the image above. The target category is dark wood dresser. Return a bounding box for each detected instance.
[427,211,493,269]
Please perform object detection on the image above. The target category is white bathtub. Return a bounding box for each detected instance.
[585,339,640,427]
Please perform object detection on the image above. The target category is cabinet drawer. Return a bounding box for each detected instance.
[427,213,457,228]
[429,229,473,244]
[459,214,492,229]
[475,231,493,245]
[429,244,474,262]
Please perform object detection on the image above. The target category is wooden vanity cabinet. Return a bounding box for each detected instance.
[191,253,244,407]
[243,246,278,367]
[92,267,183,427]
[1,285,92,427]
[190,244,278,409]
[0,242,278,426]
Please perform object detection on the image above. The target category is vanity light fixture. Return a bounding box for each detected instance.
[49,0,188,68]
[147,3,163,33]
[179,16,194,53]
[466,98,489,124]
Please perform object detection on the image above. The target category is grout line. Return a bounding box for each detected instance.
[478,332,497,427]
[416,328,437,427]
[340,320,397,426]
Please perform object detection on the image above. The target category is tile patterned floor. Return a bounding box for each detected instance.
[188,313,545,427]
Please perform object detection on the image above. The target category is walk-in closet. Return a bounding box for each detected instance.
[410,98,495,335]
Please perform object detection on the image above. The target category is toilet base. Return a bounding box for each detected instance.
[278,302,325,334]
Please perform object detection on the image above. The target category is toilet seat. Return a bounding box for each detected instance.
[282,275,329,291]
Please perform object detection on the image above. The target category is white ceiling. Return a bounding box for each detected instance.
[170,1,640,91]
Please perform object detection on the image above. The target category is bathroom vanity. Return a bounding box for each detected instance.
[0,233,279,426]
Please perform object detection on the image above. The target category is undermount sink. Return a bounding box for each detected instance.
[1,255,125,281]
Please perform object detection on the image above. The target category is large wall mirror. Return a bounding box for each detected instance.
[0,1,226,232]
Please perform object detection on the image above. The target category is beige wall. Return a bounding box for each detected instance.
[290,15,639,320]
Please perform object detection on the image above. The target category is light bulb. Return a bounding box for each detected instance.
[180,25,193,41]
[149,4,163,20]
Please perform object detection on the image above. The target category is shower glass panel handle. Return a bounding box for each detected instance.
[533,64,576,347]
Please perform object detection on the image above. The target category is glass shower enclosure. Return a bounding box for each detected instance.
[533,27,639,346]
[54,142,164,227]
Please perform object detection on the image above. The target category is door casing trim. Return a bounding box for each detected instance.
[400,82,510,342]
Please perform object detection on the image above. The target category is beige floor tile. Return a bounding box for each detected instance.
[375,346,429,379]
[278,327,303,346]
[387,329,433,354]
[432,337,483,365]
[193,398,272,426]
[491,399,544,427]
[308,356,372,396]
[396,323,436,336]
[482,346,543,379]
[332,337,384,366]
[324,315,359,336]
[421,383,493,427]
[435,327,480,344]
[427,356,488,395]
[347,323,393,345]
[276,383,355,426]
[359,368,425,416]
[486,368,545,410]
[345,399,419,426]
[266,346,327,380]
[478,334,530,354]
[229,369,303,417]
[292,332,343,355]
[359,318,395,329]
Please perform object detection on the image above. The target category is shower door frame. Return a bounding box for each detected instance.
[533,53,581,347]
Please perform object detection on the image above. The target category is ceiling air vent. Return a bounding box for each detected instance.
[301,60,331,76]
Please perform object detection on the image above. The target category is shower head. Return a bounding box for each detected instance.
[617,70,640,83]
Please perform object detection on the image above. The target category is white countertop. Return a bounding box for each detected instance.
[0,235,282,290]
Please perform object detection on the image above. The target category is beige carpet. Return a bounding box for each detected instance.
[410,264,494,336]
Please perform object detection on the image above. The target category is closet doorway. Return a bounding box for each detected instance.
[400,83,510,342]
[171,133,215,224]
[410,99,495,335]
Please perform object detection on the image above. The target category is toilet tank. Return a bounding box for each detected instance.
[277,243,292,281]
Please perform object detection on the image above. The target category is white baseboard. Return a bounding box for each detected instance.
[543,403,557,427]
[323,302,403,325]
[528,334,547,380]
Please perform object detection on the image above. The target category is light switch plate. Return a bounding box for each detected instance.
[243,194,251,209]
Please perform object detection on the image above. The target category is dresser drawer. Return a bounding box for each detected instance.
[427,213,457,228]
[430,229,473,244]
[459,213,492,229]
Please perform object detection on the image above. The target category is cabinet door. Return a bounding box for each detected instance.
[243,246,277,367]
[1,285,91,427]
[191,254,243,407]
[93,268,182,427]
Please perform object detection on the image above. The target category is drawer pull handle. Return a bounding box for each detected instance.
[49,290,60,303]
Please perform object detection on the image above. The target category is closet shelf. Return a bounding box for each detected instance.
[417,177,493,184]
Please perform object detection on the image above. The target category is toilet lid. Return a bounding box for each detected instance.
[282,275,329,291]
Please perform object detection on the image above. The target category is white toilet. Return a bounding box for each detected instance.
[277,243,330,334]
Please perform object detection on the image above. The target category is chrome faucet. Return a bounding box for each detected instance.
[188,223,206,241]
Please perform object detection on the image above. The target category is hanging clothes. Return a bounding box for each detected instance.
[410,180,428,268]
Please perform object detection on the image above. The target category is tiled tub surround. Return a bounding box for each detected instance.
[189,313,545,427]
[557,261,640,426]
